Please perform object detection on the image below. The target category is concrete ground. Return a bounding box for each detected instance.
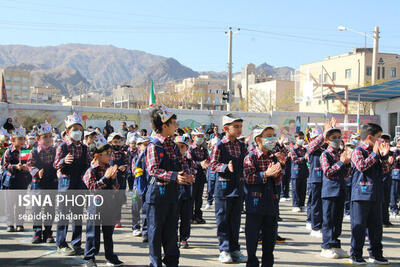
[0,194,399,267]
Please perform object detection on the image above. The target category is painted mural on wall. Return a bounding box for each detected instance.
[8,109,70,130]
[82,112,140,132]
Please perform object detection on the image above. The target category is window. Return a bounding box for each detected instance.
[345,69,351,79]
[22,86,28,91]
[324,74,328,82]
[13,76,20,82]
[5,85,11,90]
[5,76,11,83]
[377,67,380,80]
[14,95,20,100]
[332,72,336,81]
[215,97,219,103]
[13,85,20,91]
[382,67,385,79]
[366,66,372,76]
[208,89,212,93]
[216,90,219,94]
[22,78,28,84]
[391,67,397,77]
[21,95,28,100]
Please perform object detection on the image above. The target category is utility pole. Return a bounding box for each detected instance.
[371,26,380,85]
[227,27,233,111]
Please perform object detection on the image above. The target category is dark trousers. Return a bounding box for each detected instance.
[32,192,55,238]
[306,183,312,223]
[84,223,115,261]
[309,183,322,230]
[245,213,277,267]
[291,178,307,208]
[147,202,180,267]
[322,197,344,249]
[56,200,83,249]
[215,197,242,252]
[192,181,205,220]
[142,201,148,237]
[280,175,290,198]
[344,186,352,216]
[207,178,216,205]
[350,201,383,258]
[177,198,192,242]
[390,180,400,214]
[382,179,391,224]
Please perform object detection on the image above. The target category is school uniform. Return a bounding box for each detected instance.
[281,155,291,199]
[206,167,216,205]
[2,145,31,227]
[243,147,280,267]
[382,151,392,225]
[132,149,147,234]
[83,162,120,263]
[290,145,309,208]
[127,147,139,191]
[27,145,58,241]
[350,141,390,259]
[110,147,129,224]
[320,146,351,249]
[210,136,247,253]
[177,155,196,242]
[306,135,325,231]
[53,138,90,250]
[145,135,189,267]
[390,148,400,214]
[188,144,209,221]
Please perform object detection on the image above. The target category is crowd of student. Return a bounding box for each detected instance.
[0,106,398,267]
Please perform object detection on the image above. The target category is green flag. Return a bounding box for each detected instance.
[149,80,156,107]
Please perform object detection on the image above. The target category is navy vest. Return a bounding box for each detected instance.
[321,151,347,198]
[391,150,400,180]
[308,150,323,183]
[189,147,207,184]
[244,152,277,216]
[1,148,30,189]
[290,147,309,179]
[178,158,193,201]
[31,148,57,190]
[110,150,128,190]
[214,140,246,199]
[351,146,383,202]
[145,139,182,204]
[58,142,88,191]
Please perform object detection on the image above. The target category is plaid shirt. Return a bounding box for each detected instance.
[188,144,210,163]
[27,145,56,178]
[53,138,90,170]
[183,156,197,177]
[3,145,21,173]
[210,136,247,173]
[244,147,282,184]
[290,145,307,164]
[146,135,188,184]
[320,146,351,180]
[307,134,325,154]
[351,141,390,174]
[83,162,118,191]
[111,149,129,167]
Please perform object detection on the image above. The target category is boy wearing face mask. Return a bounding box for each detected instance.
[108,132,129,228]
[27,121,58,244]
[188,127,210,224]
[344,133,361,219]
[243,124,282,267]
[319,128,352,259]
[349,123,390,265]
[26,134,37,150]
[54,113,90,256]
[290,131,309,212]
[210,114,247,264]
[390,138,400,218]
[175,136,196,248]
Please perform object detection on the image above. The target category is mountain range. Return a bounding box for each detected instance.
[0,44,294,96]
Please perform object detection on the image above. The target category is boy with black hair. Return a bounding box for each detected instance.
[82,139,123,267]
[319,127,352,259]
[127,136,138,191]
[146,106,193,267]
[54,113,90,256]
[108,132,129,228]
[380,134,394,227]
[210,114,247,264]
[350,123,390,265]
[290,131,309,212]
[244,124,282,267]
[27,121,58,244]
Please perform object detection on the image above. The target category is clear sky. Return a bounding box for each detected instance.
[0,0,399,72]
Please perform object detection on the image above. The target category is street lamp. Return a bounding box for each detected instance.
[338,25,380,85]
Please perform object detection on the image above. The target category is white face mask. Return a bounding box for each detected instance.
[296,139,304,146]
[70,130,82,141]
[195,137,204,146]
[28,139,36,146]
